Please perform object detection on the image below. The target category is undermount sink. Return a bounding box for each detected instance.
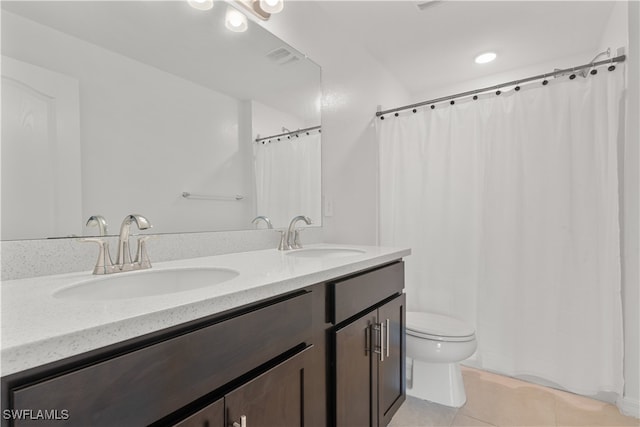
[286,248,366,259]
[53,267,239,301]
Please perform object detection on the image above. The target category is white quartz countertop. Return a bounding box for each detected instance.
[1,243,409,376]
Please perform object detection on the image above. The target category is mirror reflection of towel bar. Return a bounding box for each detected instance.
[182,192,243,201]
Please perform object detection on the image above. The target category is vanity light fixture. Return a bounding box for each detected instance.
[232,0,284,21]
[475,52,497,64]
[188,0,284,31]
[225,6,248,32]
[188,0,214,11]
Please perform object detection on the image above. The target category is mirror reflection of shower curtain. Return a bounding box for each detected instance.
[377,67,625,397]
[254,132,321,229]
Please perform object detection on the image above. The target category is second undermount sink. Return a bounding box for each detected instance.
[286,248,366,259]
[53,267,239,301]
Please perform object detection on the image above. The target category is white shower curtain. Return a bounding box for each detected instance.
[254,132,321,228]
[378,67,625,396]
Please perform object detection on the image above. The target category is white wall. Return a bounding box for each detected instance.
[620,0,640,417]
[2,11,255,236]
[260,1,411,245]
[599,0,629,53]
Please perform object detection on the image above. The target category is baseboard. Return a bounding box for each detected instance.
[617,395,640,419]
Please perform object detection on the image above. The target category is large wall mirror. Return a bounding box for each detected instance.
[1,1,321,241]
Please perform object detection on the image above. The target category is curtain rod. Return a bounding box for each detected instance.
[255,125,321,143]
[376,54,627,118]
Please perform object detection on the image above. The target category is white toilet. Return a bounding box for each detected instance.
[406,311,477,407]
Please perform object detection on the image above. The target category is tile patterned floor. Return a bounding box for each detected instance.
[389,366,640,427]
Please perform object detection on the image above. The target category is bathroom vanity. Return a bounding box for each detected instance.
[1,245,409,427]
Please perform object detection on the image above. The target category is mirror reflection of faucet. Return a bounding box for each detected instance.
[251,216,273,229]
[86,215,108,236]
[79,214,153,275]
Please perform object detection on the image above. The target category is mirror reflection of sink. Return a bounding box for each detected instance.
[53,267,239,301]
[285,248,366,259]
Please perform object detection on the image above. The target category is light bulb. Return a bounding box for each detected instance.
[225,7,248,32]
[188,0,214,11]
[475,52,497,64]
[259,0,283,14]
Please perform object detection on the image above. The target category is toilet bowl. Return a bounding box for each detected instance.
[406,311,477,407]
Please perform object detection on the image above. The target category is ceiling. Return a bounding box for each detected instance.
[316,1,616,96]
[2,1,616,113]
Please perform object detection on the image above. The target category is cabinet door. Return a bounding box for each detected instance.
[377,294,406,426]
[225,347,310,427]
[335,310,378,427]
[173,398,224,427]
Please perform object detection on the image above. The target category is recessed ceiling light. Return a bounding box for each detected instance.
[475,52,497,64]
[188,0,214,11]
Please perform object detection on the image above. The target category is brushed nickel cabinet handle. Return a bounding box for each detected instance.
[380,321,385,362]
[386,318,390,358]
[365,324,371,354]
[233,415,247,427]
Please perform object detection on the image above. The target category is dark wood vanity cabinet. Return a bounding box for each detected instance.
[2,260,405,427]
[331,262,406,427]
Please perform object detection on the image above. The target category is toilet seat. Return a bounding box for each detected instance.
[406,312,475,342]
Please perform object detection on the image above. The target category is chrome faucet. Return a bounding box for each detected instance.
[282,215,312,250]
[251,215,273,229]
[116,214,152,271]
[80,214,153,275]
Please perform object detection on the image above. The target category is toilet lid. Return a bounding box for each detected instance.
[406,312,475,339]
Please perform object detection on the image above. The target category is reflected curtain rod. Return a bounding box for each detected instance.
[376,54,627,118]
[255,125,321,143]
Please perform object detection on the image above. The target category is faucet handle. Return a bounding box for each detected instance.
[134,236,153,270]
[78,237,116,275]
[276,230,288,251]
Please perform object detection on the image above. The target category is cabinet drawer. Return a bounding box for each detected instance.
[331,262,404,324]
[12,292,313,427]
